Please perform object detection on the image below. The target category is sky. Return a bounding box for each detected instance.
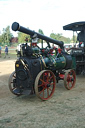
[0,0,85,38]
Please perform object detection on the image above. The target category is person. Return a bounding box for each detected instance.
[4,45,10,58]
[0,45,1,57]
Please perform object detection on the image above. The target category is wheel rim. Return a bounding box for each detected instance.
[64,70,76,90]
[8,71,21,96]
[35,70,56,100]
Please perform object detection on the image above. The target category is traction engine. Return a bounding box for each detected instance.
[8,22,76,100]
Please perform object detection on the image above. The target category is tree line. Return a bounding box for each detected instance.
[0,26,77,46]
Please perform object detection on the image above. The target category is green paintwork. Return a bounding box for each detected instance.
[44,54,66,69]
[71,56,76,69]
[32,47,40,54]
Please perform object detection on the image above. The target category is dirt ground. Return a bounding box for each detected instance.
[0,57,85,128]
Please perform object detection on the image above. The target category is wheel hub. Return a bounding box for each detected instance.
[47,84,50,87]
[67,76,74,82]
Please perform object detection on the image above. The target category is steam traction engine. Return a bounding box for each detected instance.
[8,22,76,100]
[63,21,85,75]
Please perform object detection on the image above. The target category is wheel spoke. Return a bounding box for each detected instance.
[13,75,16,78]
[39,87,45,94]
[47,88,49,97]
[47,74,53,82]
[49,76,53,81]
[12,87,15,90]
[40,78,46,84]
[50,82,54,85]
[38,84,43,87]
[47,72,49,82]
[67,81,70,86]
[48,87,52,91]
[43,74,44,81]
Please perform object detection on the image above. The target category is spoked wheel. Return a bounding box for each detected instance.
[64,69,76,90]
[8,71,22,96]
[35,70,56,100]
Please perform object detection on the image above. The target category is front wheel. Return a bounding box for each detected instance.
[8,71,22,96]
[34,70,56,100]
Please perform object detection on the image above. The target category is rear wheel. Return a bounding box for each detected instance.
[64,69,76,90]
[35,70,56,100]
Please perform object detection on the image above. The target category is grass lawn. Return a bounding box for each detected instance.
[0,47,17,60]
[0,53,17,60]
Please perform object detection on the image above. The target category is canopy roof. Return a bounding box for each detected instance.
[63,21,85,31]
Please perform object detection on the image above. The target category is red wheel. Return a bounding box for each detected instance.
[35,70,56,100]
[8,71,22,96]
[64,69,76,90]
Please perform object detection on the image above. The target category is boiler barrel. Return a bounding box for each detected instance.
[12,22,64,48]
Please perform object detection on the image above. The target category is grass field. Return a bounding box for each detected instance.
[0,47,85,128]
[0,49,85,128]
[0,47,17,60]
[0,59,85,128]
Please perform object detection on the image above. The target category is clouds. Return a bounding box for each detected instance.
[0,0,85,38]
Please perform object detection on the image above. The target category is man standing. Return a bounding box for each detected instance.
[4,45,9,58]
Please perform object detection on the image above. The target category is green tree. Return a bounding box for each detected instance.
[50,33,62,40]
[60,36,71,43]
[0,35,3,44]
[71,35,77,43]
[38,29,44,35]
[18,32,31,43]
[38,29,44,44]
[1,26,13,46]
[50,32,71,44]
